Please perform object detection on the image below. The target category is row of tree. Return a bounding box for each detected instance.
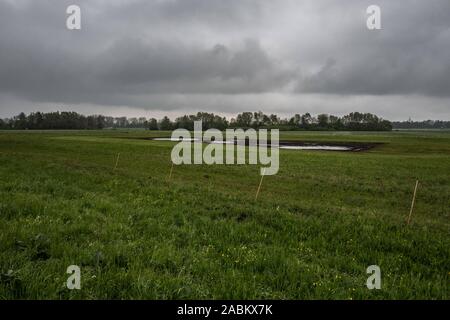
[229,111,392,131]
[0,111,393,131]
[0,112,107,130]
[392,120,450,129]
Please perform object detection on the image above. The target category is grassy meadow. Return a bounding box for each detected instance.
[0,129,449,299]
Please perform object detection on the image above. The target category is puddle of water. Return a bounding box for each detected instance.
[150,138,374,152]
[279,145,352,151]
[209,140,235,145]
[205,140,352,151]
[152,137,200,142]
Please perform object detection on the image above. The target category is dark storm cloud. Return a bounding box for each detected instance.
[0,0,292,104]
[95,38,295,94]
[0,0,449,118]
[299,1,450,97]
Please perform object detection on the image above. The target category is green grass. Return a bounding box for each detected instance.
[0,129,449,299]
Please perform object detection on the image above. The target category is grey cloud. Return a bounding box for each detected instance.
[0,0,449,118]
[96,38,294,93]
[296,0,450,97]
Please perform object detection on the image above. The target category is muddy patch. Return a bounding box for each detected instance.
[149,137,381,152]
[276,140,381,152]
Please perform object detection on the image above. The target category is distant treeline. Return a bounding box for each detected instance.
[0,111,393,131]
[392,120,450,129]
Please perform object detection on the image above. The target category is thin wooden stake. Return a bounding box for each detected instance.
[255,168,265,200]
[407,180,419,225]
[113,153,120,171]
[167,162,174,181]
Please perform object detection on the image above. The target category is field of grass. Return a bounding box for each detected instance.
[0,129,449,299]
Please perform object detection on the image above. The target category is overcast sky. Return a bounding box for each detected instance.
[0,0,449,120]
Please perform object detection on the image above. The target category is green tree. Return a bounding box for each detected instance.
[318,114,329,127]
[147,118,158,130]
[159,116,172,130]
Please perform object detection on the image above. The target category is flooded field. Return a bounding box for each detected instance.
[1,130,449,299]
[151,137,378,151]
